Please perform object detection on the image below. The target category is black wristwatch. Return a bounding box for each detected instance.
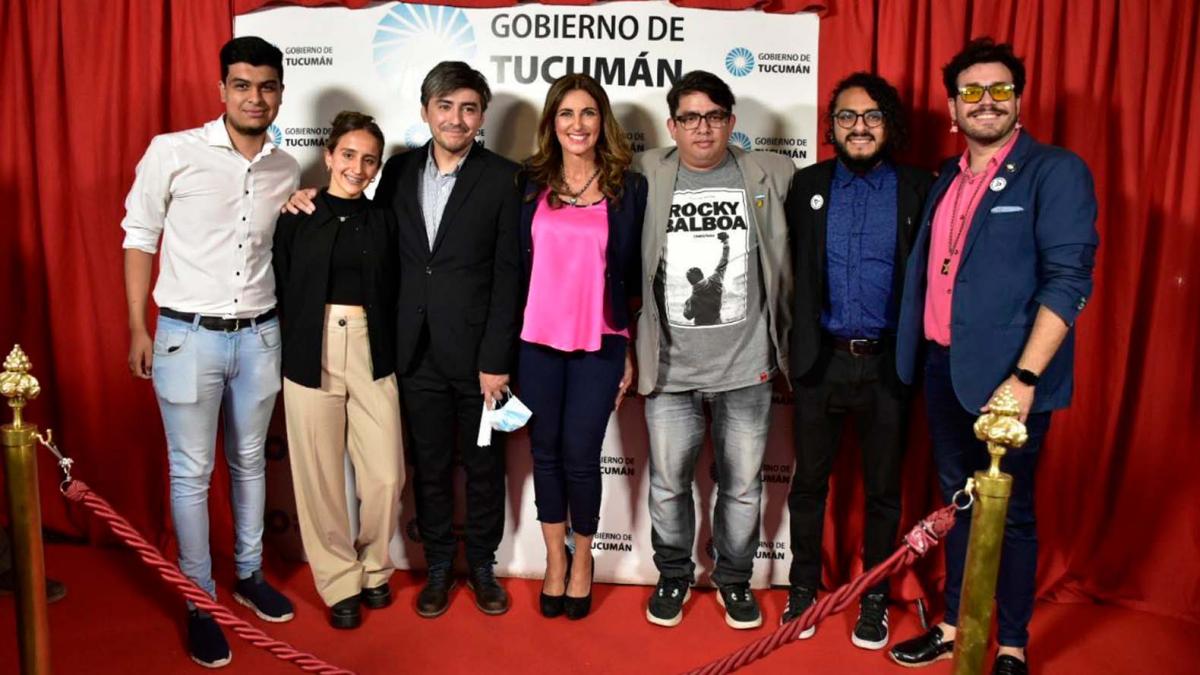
[1013,367,1040,386]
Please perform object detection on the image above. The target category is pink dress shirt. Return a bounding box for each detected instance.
[521,192,628,352]
[924,130,1022,345]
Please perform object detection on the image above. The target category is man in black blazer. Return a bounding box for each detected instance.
[287,62,521,618]
[781,73,933,648]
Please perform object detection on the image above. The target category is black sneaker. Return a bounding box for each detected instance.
[467,563,510,615]
[329,595,362,630]
[646,576,691,627]
[779,585,817,638]
[187,609,231,668]
[361,582,392,609]
[851,593,889,650]
[716,582,762,630]
[232,570,295,623]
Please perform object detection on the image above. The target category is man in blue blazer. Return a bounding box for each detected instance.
[888,39,1098,675]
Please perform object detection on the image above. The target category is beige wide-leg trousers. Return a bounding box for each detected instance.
[283,305,404,607]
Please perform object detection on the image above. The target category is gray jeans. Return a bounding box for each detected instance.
[645,381,772,586]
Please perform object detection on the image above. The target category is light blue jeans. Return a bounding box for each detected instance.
[152,314,281,599]
[645,381,773,587]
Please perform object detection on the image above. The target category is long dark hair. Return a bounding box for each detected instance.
[523,73,632,207]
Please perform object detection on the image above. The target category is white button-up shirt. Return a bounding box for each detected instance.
[121,117,300,318]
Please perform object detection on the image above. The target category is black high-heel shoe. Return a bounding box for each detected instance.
[539,547,571,618]
[563,556,594,620]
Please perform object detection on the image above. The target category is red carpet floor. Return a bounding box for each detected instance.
[0,543,1194,674]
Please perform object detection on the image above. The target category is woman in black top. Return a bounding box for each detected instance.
[273,111,402,630]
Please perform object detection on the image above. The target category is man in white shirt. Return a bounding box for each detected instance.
[122,36,299,669]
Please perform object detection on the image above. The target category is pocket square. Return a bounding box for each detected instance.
[990,205,1025,213]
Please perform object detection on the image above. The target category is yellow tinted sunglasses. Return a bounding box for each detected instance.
[957,83,1016,103]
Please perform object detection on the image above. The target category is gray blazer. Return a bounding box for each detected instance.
[633,145,796,395]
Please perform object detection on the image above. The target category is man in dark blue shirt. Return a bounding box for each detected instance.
[781,73,933,649]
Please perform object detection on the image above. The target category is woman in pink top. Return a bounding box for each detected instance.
[516,74,647,620]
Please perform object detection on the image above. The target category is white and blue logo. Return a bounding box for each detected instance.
[404,124,433,149]
[374,5,478,88]
[729,131,752,151]
[725,47,755,77]
[268,124,283,147]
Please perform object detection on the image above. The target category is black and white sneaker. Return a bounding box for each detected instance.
[232,570,295,623]
[779,585,817,638]
[187,609,231,668]
[646,576,691,627]
[716,583,763,630]
[851,593,889,650]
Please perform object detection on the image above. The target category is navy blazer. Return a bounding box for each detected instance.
[895,132,1099,413]
[518,171,648,333]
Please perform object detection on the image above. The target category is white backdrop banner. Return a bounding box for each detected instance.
[242,1,818,588]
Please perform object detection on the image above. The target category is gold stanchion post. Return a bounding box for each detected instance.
[1,345,52,674]
[951,386,1028,675]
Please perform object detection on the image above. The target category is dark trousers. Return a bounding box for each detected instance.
[399,336,506,569]
[517,336,626,537]
[787,345,906,595]
[924,343,1050,648]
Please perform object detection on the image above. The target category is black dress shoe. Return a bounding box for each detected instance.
[329,596,362,630]
[563,560,594,621]
[467,563,510,615]
[993,654,1028,675]
[361,583,392,609]
[889,626,954,667]
[416,566,455,619]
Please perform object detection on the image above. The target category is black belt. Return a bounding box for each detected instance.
[160,307,277,332]
[830,336,885,356]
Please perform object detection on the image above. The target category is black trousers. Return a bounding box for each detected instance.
[787,345,906,595]
[399,335,506,569]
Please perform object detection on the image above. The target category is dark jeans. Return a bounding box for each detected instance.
[924,343,1050,648]
[517,335,626,537]
[400,337,506,569]
[788,345,906,595]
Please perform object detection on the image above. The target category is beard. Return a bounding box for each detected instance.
[833,134,887,174]
[960,106,1018,144]
[227,117,270,138]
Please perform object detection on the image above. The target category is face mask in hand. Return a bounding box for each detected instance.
[476,388,532,446]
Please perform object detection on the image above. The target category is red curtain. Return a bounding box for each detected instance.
[3,0,1196,625]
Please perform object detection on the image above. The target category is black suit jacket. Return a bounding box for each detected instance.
[374,142,522,379]
[785,159,934,387]
[272,192,399,388]
[518,171,648,332]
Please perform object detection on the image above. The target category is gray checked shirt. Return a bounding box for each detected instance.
[419,144,469,248]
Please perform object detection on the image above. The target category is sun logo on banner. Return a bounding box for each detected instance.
[404,123,433,149]
[729,131,752,151]
[725,47,755,77]
[373,4,478,90]
[268,124,283,147]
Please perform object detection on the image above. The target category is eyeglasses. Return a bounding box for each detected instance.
[957,83,1016,104]
[674,110,731,130]
[833,109,885,129]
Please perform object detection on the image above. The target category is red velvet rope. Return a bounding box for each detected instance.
[683,504,959,675]
[62,480,354,675]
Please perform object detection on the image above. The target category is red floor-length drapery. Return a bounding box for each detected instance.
[2,0,1197,626]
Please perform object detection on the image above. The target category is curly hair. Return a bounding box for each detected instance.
[942,38,1026,98]
[523,73,632,208]
[823,72,909,155]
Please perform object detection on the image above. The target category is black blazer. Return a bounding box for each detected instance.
[518,171,648,333]
[272,192,399,388]
[785,159,934,385]
[373,142,522,379]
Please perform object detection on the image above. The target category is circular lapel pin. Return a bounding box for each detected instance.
[989,177,1007,192]
[810,194,824,210]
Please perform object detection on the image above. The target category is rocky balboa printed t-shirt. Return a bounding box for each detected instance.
[654,151,773,392]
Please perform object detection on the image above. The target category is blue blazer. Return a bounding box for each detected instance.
[895,133,1099,413]
[518,171,648,332]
